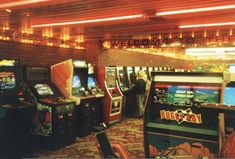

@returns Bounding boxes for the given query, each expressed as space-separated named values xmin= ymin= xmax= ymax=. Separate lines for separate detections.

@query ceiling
xmin=1 ymin=0 xmax=235 ymax=42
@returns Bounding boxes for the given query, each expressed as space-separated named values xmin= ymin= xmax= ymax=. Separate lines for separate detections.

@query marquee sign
xmin=160 ymin=108 xmax=202 ymax=124
xmin=101 ymin=37 xmax=197 ymax=49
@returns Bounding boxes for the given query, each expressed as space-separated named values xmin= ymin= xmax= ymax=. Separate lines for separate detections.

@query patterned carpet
xmin=31 ymin=118 xmax=145 ymax=158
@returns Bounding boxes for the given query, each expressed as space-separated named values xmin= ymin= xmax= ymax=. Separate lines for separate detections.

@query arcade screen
xmin=73 ymin=60 xmax=87 ymax=68
xmin=118 ymin=70 xmax=126 ymax=87
xmin=167 ymin=86 xmax=193 ymax=106
xmin=0 ymin=72 xmax=16 ymax=90
xmin=34 ymin=84 xmax=54 ymax=96
xmin=87 ymin=76 xmax=96 ymax=89
xmin=154 ymin=84 xmax=219 ymax=106
xmin=224 ymin=87 xmax=235 ymax=106
xmin=106 ymin=67 xmax=116 ymax=88
xmin=0 ymin=60 xmax=16 ymax=66
xmin=72 ymin=75 xmax=82 ymax=94
xmin=88 ymin=63 xmax=94 ymax=74
xmin=127 ymin=67 xmax=135 ymax=85
xmin=193 ymin=87 xmax=219 ymax=104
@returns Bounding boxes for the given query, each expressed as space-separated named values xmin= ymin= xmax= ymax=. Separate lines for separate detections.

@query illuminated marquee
xmin=160 ymin=108 xmax=202 ymax=124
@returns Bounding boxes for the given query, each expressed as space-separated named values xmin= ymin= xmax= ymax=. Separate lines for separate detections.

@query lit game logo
xmin=160 ymin=108 xmax=202 ymax=124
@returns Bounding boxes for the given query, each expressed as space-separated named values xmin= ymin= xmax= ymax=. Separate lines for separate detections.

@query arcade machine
xmin=116 ymin=66 xmax=130 ymax=117
xmin=117 ymin=66 xmax=129 ymax=92
xmin=97 ymin=66 xmax=123 ymax=125
xmin=212 ymin=72 xmax=235 ymax=145
xmin=144 ymin=72 xmax=226 ymax=158
xmin=0 ymin=59 xmax=35 ymax=158
xmin=24 ymin=66 xmax=76 ymax=149
xmin=125 ymin=66 xmax=136 ymax=88
xmin=51 ymin=59 xmax=104 ymax=137
xmin=87 ymin=63 xmax=104 ymax=130
xmin=123 ymin=66 xmax=139 ymax=117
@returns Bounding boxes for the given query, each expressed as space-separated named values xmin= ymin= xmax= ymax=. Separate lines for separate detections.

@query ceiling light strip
xmin=179 ymin=22 xmax=235 ymax=28
xmin=32 ymin=14 xmax=143 ymax=28
xmin=185 ymin=47 xmax=235 ymax=56
xmin=0 ymin=0 xmax=49 ymax=9
xmin=156 ymin=4 xmax=235 ymax=16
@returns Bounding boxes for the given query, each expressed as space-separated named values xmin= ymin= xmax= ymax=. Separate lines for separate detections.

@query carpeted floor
xmin=31 ymin=118 xmax=145 ymax=158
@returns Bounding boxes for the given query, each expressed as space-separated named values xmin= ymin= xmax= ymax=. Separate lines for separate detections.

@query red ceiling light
xmin=179 ymin=22 xmax=235 ymax=28
xmin=156 ymin=4 xmax=235 ymax=16
xmin=0 ymin=0 xmax=49 ymax=9
xmin=32 ymin=14 xmax=144 ymax=28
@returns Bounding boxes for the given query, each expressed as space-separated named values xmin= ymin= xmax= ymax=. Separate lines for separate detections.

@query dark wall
xmin=0 ymin=41 xmax=85 ymax=66
xmin=98 ymin=49 xmax=190 ymax=68
xmin=0 ymin=40 xmax=191 ymax=68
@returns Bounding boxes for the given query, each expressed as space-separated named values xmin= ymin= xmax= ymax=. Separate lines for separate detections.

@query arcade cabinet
xmin=97 ymin=66 xmax=123 ymax=125
xmin=125 ymin=66 xmax=136 ymax=88
xmin=124 ymin=66 xmax=140 ymax=117
xmin=51 ymin=59 xmax=104 ymax=137
xmin=219 ymin=72 xmax=235 ymax=140
xmin=24 ymin=66 xmax=76 ymax=149
xmin=144 ymin=72 xmax=225 ymax=158
xmin=0 ymin=59 xmax=35 ymax=158
xmin=87 ymin=63 xmax=104 ymax=131
xmin=117 ymin=66 xmax=129 ymax=92
xmin=116 ymin=66 xmax=130 ymax=117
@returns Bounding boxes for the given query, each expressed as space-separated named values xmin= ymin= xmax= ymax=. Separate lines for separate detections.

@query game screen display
xmin=73 ymin=60 xmax=87 ymax=68
xmin=127 ymin=67 xmax=135 ymax=85
xmin=0 ymin=59 xmax=16 ymax=66
xmin=88 ymin=63 xmax=94 ymax=74
xmin=72 ymin=75 xmax=82 ymax=94
xmin=223 ymin=87 xmax=235 ymax=106
xmin=34 ymin=84 xmax=54 ymax=96
xmin=118 ymin=70 xmax=125 ymax=87
xmin=154 ymin=84 xmax=220 ymax=106
xmin=106 ymin=67 xmax=116 ymax=88
xmin=193 ymin=87 xmax=219 ymax=104
xmin=228 ymin=64 xmax=235 ymax=72
xmin=167 ymin=86 xmax=193 ymax=106
xmin=87 ymin=76 xmax=96 ymax=89
xmin=0 ymin=72 xmax=16 ymax=90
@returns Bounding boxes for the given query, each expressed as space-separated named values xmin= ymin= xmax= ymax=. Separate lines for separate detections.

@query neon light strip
xmin=0 ymin=0 xmax=49 ymax=8
xmin=156 ymin=4 xmax=235 ymax=16
xmin=179 ymin=22 xmax=235 ymax=28
xmin=185 ymin=47 xmax=235 ymax=56
xmin=32 ymin=14 xmax=144 ymax=28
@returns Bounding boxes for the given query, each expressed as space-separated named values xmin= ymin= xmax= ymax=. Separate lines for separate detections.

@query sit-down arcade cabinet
xmin=51 ymin=59 xmax=104 ymax=137
xmin=24 ymin=67 xmax=75 ymax=149
xmin=97 ymin=66 xmax=123 ymax=125
xmin=144 ymin=72 xmax=226 ymax=158
xmin=0 ymin=59 xmax=35 ymax=158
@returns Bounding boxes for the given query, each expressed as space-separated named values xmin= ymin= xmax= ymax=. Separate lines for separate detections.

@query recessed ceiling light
xmin=5 ymin=9 xmax=11 ymax=13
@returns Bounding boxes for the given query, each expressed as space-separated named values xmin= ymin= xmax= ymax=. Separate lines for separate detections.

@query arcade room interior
xmin=0 ymin=0 xmax=235 ymax=158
